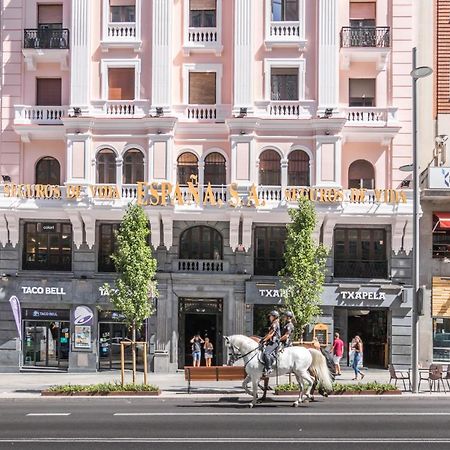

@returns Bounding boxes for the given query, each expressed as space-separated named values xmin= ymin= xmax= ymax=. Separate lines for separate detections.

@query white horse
xmin=225 ymin=334 xmax=333 ymax=407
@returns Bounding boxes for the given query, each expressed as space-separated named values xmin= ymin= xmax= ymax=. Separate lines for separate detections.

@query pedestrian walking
xmin=331 ymin=332 xmax=344 ymax=376
xmin=351 ymin=335 xmax=365 ymax=380
xmin=204 ymin=337 xmax=214 ymax=367
xmin=190 ymin=333 xmax=204 ymax=367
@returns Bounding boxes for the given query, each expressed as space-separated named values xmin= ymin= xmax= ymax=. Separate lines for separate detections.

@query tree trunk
xmin=132 ymin=322 xmax=136 ymax=385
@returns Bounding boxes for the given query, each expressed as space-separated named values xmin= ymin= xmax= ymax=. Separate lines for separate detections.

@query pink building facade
xmin=0 ymin=0 xmax=415 ymax=372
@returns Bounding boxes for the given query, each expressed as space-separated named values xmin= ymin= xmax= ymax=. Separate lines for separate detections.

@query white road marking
xmin=113 ymin=412 xmax=450 ymax=416
xmin=26 ymin=413 xmax=71 ymax=417
xmin=1 ymin=438 xmax=450 ymax=443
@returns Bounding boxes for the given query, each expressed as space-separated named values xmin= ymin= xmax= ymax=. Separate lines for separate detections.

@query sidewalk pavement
xmin=0 ymin=367 xmax=397 ymax=398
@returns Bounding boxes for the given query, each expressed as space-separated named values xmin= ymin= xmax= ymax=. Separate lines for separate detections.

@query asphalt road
xmin=0 ymin=396 xmax=449 ymax=449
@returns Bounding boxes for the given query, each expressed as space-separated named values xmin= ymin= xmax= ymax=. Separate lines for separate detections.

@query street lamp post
xmin=410 ymin=47 xmax=433 ymax=394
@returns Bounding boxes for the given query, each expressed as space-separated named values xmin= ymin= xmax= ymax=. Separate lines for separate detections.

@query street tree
xmin=279 ymin=196 xmax=328 ymax=340
xmin=103 ymin=203 xmax=157 ymax=384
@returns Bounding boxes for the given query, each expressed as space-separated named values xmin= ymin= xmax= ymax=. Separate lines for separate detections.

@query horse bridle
xmin=226 ymin=341 xmax=261 ymax=367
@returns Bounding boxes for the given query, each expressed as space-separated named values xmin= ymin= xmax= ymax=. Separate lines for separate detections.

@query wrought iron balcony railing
xmin=340 ymin=27 xmax=390 ymax=48
xmin=24 ymin=28 xmax=70 ymax=49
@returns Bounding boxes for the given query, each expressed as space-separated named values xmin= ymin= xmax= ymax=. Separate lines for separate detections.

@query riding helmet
xmin=268 ymin=310 xmax=279 ymax=318
xmin=283 ymin=311 xmax=294 ymax=318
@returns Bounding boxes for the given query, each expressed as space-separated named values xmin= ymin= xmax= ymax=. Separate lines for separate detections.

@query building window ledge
xmin=265 ymin=21 xmax=307 ymax=51
xmin=22 ymin=48 xmax=69 ymax=71
xmin=183 ymin=27 xmax=223 ymax=56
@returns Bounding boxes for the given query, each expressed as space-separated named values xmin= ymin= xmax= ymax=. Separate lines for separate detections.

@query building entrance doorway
xmin=347 ymin=309 xmax=388 ymax=368
xmin=23 ymin=321 xmax=70 ymax=369
xmin=178 ymin=298 xmax=223 ymax=368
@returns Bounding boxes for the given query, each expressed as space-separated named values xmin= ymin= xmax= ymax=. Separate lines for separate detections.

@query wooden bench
xmin=184 ymin=366 xmax=246 ymax=393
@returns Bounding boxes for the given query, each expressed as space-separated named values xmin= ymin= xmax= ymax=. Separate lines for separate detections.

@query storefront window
xmin=98 ymin=223 xmax=120 ymax=272
xmin=334 ymin=228 xmax=388 ymax=279
xmin=254 ymin=226 xmax=287 ymax=275
xmin=23 ymin=222 xmax=72 ymax=271
xmin=179 ymin=226 xmax=223 ymax=260
xmin=433 ymin=213 xmax=450 ymax=258
xmin=433 ymin=318 xmax=450 ymax=362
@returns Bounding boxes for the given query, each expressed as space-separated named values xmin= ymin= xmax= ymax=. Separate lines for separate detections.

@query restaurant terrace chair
xmin=388 ymin=364 xmax=411 ymax=391
xmin=428 ymin=364 xmax=447 ymax=393
xmin=443 ymin=366 xmax=450 ymax=390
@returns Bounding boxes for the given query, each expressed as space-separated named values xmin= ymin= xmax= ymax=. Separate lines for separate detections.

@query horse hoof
xmin=309 ymin=396 xmax=315 ymax=402
xmin=292 ymin=402 xmax=299 ymax=408
xmin=248 ymin=403 xmax=254 ymax=408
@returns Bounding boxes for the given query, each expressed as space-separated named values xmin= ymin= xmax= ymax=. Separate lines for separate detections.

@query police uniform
xmin=262 ymin=317 xmax=280 ymax=374
xmin=281 ymin=321 xmax=295 ymax=347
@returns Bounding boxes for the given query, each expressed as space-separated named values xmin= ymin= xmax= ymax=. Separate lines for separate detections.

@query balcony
xmin=340 ymin=27 xmax=390 ymax=70
xmin=175 ymin=105 xmax=229 ymax=122
xmin=90 ymin=100 xmax=150 ymax=117
xmin=22 ymin=28 xmax=69 ymax=70
xmin=183 ymin=27 xmax=223 ymax=56
xmin=265 ymin=21 xmax=306 ymax=50
xmin=101 ymin=22 xmax=141 ymax=51
xmin=263 ymin=100 xmax=315 ymax=119
xmin=343 ymin=107 xmax=398 ymax=127
xmin=173 ymin=259 xmax=230 ymax=273
xmin=334 ymin=260 xmax=388 ymax=279
xmin=14 ymin=105 xmax=68 ymax=142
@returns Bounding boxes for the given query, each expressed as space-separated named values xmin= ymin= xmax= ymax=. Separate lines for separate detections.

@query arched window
xmin=348 ymin=159 xmax=375 ymax=189
xmin=288 ymin=150 xmax=310 ymax=186
xmin=180 ymin=226 xmax=223 ymax=260
xmin=177 ymin=152 xmax=198 ymax=185
xmin=35 ymin=156 xmax=60 ymax=185
xmin=204 ymin=152 xmax=226 ymax=185
xmin=123 ymin=149 xmax=144 ymax=184
xmin=259 ymin=150 xmax=281 ymax=186
xmin=96 ymin=149 xmax=116 ymax=184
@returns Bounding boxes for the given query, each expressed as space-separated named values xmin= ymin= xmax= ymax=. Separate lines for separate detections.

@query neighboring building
xmin=418 ymin=0 xmax=450 ymax=367
xmin=0 ymin=0 xmax=415 ymax=373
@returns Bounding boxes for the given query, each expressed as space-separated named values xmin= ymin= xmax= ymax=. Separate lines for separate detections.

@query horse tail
xmin=308 ymin=348 xmax=333 ymax=393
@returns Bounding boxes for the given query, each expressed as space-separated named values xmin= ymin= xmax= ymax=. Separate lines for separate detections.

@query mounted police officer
xmin=260 ymin=310 xmax=280 ymax=376
xmin=280 ymin=311 xmax=295 ymax=347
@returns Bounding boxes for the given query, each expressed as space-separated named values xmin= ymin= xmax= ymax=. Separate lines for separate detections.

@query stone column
xmin=151 ymin=0 xmax=172 ymax=113
xmin=70 ymin=0 xmax=91 ymax=112
xmin=317 ymin=0 xmax=339 ymax=114
xmin=233 ymin=0 xmax=253 ymax=113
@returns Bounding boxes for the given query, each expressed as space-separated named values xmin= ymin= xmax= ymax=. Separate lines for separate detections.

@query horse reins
xmin=227 ymin=342 xmax=261 ymax=368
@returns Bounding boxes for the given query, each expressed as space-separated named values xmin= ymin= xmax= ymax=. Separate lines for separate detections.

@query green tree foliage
xmin=279 ymin=197 xmax=328 ymax=339
xmin=103 ymin=203 xmax=157 ymax=382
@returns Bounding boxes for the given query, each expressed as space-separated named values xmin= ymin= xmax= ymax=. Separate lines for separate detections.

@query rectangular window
xmin=349 ymin=2 xmax=376 ymax=22
xmin=38 ymin=4 xmax=63 ymax=27
xmin=271 ymin=68 xmax=298 ymax=101
xmin=254 ymin=226 xmax=287 ymax=276
xmin=272 ymin=0 xmax=298 ymax=21
xmin=108 ymin=68 xmax=135 ymax=100
xmin=189 ymin=0 xmax=217 ymax=27
xmin=334 ymin=228 xmax=388 ymax=279
xmin=349 ymin=78 xmax=376 ymax=107
xmin=98 ymin=223 xmax=120 ymax=272
xmin=189 ymin=72 xmax=216 ymax=104
xmin=433 ymin=213 xmax=450 ymax=258
xmin=433 ymin=318 xmax=450 ymax=362
xmin=110 ymin=4 xmax=135 ymax=22
xmin=23 ymin=222 xmax=72 ymax=271
xmin=36 ymin=78 xmax=62 ymax=106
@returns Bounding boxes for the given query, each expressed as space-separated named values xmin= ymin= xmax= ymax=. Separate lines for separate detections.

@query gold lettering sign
xmin=3 ymin=183 xmax=408 ymax=206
